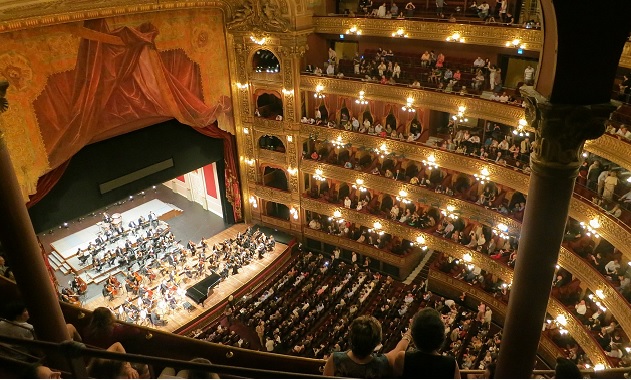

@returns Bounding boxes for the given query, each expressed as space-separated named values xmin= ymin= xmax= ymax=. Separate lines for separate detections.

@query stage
xmin=79 ymin=223 xmax=290 ymax=333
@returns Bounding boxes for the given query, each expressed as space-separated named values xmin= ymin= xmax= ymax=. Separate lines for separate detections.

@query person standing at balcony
xmin=421 ymin=51 xmax=431 ymax=68
xmin=489 ymin=65 xmax=497 ymax=91
xmin=474 ymin=57 xmax=485 ymax=69
xmin=393 ymin=63 xmax=401 ymax=79
xmin=587 ymin=160 xmax=602 ymax=192
xmin=524 ymin=65 xmax=535 ymax=85
xmin=597 ymin=165 xmax=610 ymax=196
xmin=378 ymin=2 xmax=387 ymax=17
xmin=405 ymin=1 xmax=415 ymax=17
xmin=391 ymin=2 xmax=399 ymax=16
xmin=603 ymin=171 xmax=619 ymax=201
xmin=436 ymin=0 xmax=445 ymax=18
xmin=328 ymin=48 xmax=337 ymax=67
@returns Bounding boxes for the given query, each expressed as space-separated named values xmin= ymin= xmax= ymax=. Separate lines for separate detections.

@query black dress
xmin=402 ymin=350 xmax=457 ymax=378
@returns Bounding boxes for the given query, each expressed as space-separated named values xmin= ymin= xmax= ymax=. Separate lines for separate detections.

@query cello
xmin=76 ymin=275 xmax=88 ymax=295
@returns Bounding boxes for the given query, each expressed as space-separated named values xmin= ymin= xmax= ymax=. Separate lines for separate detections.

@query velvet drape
xmin=32 ymin=19 xmax=241 ymax=220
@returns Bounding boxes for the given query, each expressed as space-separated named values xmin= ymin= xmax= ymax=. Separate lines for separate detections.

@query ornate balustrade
xmin=585 ymin=133 xmax=631 ymax=173
xmin=260 ymin=215 xmax=292 ymax=230
xmin=252 ymin=184 xmax=293 ymax=205
xmin=252 ymin=118 xmax=288 ymax=135
xmin=257 ymin=148 xmax=287 ymax=165
xmin=300 ymin=196 xmax=514 ymax=282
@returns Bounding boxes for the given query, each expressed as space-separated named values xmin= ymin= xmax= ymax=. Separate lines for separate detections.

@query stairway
xmin=48 ymin=250 xmax=71 ymax=275
xmin=403 ymin=249 xmax=437 ymax=285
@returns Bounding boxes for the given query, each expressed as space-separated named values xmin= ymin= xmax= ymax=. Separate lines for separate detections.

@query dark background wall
xmin=29 ymin=120 xmax=230 ymax=232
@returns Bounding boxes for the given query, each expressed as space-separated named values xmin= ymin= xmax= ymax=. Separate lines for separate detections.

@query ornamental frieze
xmin=253 ymin=183 xmax=292 ymax=204
xmin=584 ymin=133 xmax=631 ymax=173
xmin=257 ymin=147 xmax=287 ymax=166
xmin=300 ymin=75 xmax=526 ymax=128
xmin=252 ymin=118 xmax=286 ymax=134
xmin=261 ymin=215 xmax=291 ymax=230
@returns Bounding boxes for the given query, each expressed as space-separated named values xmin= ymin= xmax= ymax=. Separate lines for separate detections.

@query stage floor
xmin=80 ymin=224 xmax=290 ymax=333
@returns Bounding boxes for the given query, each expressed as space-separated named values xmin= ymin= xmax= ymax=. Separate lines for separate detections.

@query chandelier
xmin=493 ymin=223 xmax=509 ymax=239
xmin=368 ymin=221 xmax=385 ymax=235
xmin=410 ymin=235 xmax=428 ymax=251
xmin=401 ymin=97 xmax=416 ymax=113
xmin=250 ymin=35 xmax=268 ymax=45
xmin=313 ymin=169 xmax=326 ymax=182
xmin=446 ymin=32 xmax=465 ymax=43
xmin=441 ymin=205 xmax=459 ymax=220
xmin=512 ymin=118 xmax=529 ymax=137
xmin=346 ymin=25 xmax=362 ymax=35
xmin=356 ymin=90 xmax=368 ymax=105
xmin=314 ymin=84 xmax=325 ymax=99
xmin=474 ymin=168 xmax=490 ymax=184
xmin=328 ymin=210 xmax=345 ymax=224
xmin=391 ymin=28 xmax=409 ymax=38
xmin=352 ymin=179 xmax=367 ymax=192
xmin=422 ymin=154 xmax=439 ymax=170
xmin=248 ymin=196 xmax=258 ymax=209
xmin=396 ymin=190 xmax=412 ymax=204
xmin=580 ymin=218 xmax=600 ymax=238
xmin=505 ymin=38 xmax=526 ymax=49
xmin=331 ymin=136 xmax=346 ymax=148
xmin=289 ymin=207 xmax=299 ymax=220
xmin=452 ymin=106 xmax=468 ymax=123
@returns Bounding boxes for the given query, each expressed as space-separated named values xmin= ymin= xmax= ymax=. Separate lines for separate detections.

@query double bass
xmin=108 ymin=274 xmax=121 ymax=289
xmin=75 ymin=276 xmax=88 ymax=295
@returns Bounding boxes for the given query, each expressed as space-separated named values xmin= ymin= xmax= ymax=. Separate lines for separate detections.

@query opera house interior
xmin=1 ymin=0 xmax=631 ymax=378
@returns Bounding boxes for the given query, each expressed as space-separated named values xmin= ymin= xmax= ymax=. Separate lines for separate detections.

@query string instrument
xmin=76 ymin=276 xmax=88 ymax=294
xmin=147 ymin=269 xmax=157 ymax=282
xmin=109 ymin=275 xmax=121 ymax=288
xmin=106 ymin=284 xmax=119 ymax=296
xmin=133 ymin=271 xmax=143 ymax=284
xmin=126 ymin=278 xmax=139 ymax=293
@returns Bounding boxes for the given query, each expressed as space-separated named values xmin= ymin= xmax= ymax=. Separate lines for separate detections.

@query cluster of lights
xmin=314 ymin=84 xmax=325 ymax=99
xmin=392 ymin=28 xmax=409 ymax=38
xmin=452 ymin=106 xmax=468 ymax=123
xmin=493 ymin=223 xmax=509 ymax=239
xmin=352 ymin=179 xmax=367 ymax=192
xmin=401 ymin=97 xmax=416 ymax=113
xmin=513 ymin=118 xmax=529 ymax=137
xmin=313 ymin=168 xmax=326 ymax=182
xmin=281 ymin=88 xmax=294 ymax=96
xmin=500 ymin=281 xmax=512 ymax=289
xmin=250 ymin=35 xmax=267 ymax=45
xmin=245 ymin=158 xmax=255 ymax=166
xmin=287 ymin=167 xmax=297 ymax=175
xmin=249 ymin=195 xmax=258 ymax=209
xmin=580 ymin=218 xmax=600 ymax=238
xmin=368 ymin=221 xmax=385 ymax=236
xmin=588 ymin=289 xmax=607 ymax=312
xmin=328 ymin=210 xmax=345 ymax=224
xmin=441 ymin=205 xmax=459 ymax=220
xmin=236 ymin=82 xmax=249 ymax=89
xmin=474 ymin=168 xmax=490 ymax=184
xmin=255 ymin=67 xmax=279 ymax=73
xmin=345 ymin=26 xmax=362 ymax=35
xmin=506 ymin=38 xmax=526 ymax=49
xmin=289 ymin=207 xmax=299 ymax=220
xmin=243 ymin=127 xmax=250 ymax=135
xmin=356 ymin=90 xmax=368 ymax=105
xmin=454 ymin=254 xmax=475 ymax=270
xmin=410 ymin=235 xmax=428 ymax=251
xmin=446 ymin=32 xmax=465 ymax=43
xmin=331 ymin=136 xmax=346 ymax=148
xmin=287 ymin=135 xmax=293 ymax=143
xmin=422 ymin=154 xmax=439 ymax=170
xmin=396 ymin=190 xmax=412 ymax=204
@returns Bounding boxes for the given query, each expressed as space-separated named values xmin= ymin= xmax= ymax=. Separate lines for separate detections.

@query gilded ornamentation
xmin=227 ymin=0 xmax=290 ymax=33
xmin=547 ymin=298 xmax=610 ymax=367
xmin=584 ymin=133 xmax=631 ymax=173
xmin=300 ymin=76 xmax=526 ymax=129
xmin=261 ymin=214 xmax=291 ymax=230
xmin=0 ymin=52 xmax=32 ymax=91
xmin=558 ymin=247 xmax=631 ymax=337
xmin=257 ymin=148 xmax=286 ymax=166
xmin=252 ymin=117 xmax=284 ymax=134
xmin=521 ymin=87 xmax=612 ymax=171
xmin=191 ymin=26 xmax=212 ymax=51
xmin=253 ymin=183 xmax=292 ymax=204
xmin=301 ymin=159 xmax=521 ymax=235
xmin=312 ymin=17 xmax=543 ymax=51
xmin=620 ymin=42 xmax=631 ymax=69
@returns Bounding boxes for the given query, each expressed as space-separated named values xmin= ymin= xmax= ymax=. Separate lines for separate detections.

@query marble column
xmin=495 ymin=88 xmax=613 ymax=378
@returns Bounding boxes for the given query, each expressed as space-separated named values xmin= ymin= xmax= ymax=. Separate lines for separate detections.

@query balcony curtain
xmin=32 ymin=18 xmax=242 ymax=221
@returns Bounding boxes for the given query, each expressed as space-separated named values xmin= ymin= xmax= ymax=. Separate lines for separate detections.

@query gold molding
xmin=261 ymin=214 xmax=292 ymax=230
xmin=547 ymin=297 xmax=610 ymax=368
xmin=620 ymin=42 xmax=631 ymax=69
xmin=304 ymin=227 xmax=419 ymax=268
xmin=301 ymin=75 xmax=526 ymax=128
xmin=257 ymin=148 xmax=287 ymax=166
xmin=301 ymin=159 xmax=521 ymax=235
xmin=252 ymin=117 xmax=287 ymax=134
xmin=584 ymin=134 xmax=631 ymax=173
xmin=252 ymin=183 xmax=292 ymax=205
xmin=312 ymin=16 xmax=543 ymax=51
xmin=299 ymin=123 xmax=531 ymax=194
xmin=300 ymin=196 xmax=513 ymax=282
xmin=558 ymin=247 xmax=631 ymax=337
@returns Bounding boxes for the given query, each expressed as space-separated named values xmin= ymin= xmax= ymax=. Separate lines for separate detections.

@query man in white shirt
xmin=474 ymin=57 xmax=485 ymax=68
xmin=575 ymin=300 xmax=587 ymax=318
xmin=344 ymin=196 xmax=351 ymax=208
xmin=393 ymin=63 xmax=401 ymax=78
xmin=377 ymin=3 xmax=387 ymax=17
xmin=326 ymin=64 xmax=335 ymax=76
xmin=605 ymin=259 xmax=621 ymax=276
xmin=524 ymin=65 xmax=535 ymax=85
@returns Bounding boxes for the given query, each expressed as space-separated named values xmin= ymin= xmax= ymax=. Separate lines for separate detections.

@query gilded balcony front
xmin=252 ymin=184 xmax=293 ymax=205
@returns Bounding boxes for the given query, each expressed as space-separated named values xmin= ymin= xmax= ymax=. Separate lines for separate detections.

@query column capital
xmin=521 ymin=87 xmax=615 ymax=176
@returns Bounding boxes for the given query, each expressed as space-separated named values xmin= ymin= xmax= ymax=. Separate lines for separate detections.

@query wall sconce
xmin=250 ymin=35 xmax=267 ymax=45
xmin=463 ymin=253 xmax=472 ymax=262
xmin=236 ymin=82 xmax=249 ymax=89
xmin=513 ymin=118 xmax=528 ymax=137
xmin=346 ymin=25 xmax=362 ymax=35
xmin=245 ymin=158 xmax=255 ymax=166
xmin=282 ymin=88 xmax=294 ymax=95
xmin=474 ymin=168 xmax=490 ymax=184
xmin=249 ymin=196 xmax=258 ymax=208
xmin=243 ymin=127 xmax=250 ymax=135
xmin=287 ymin=135 xmax=293 ymax=142
xmin=396 ymin=190 xmax=411 ymax=204
xmin=289 ymin=207 xmax=299 ymax=220
xmin=287 ymin=167 xmax=297 ymax=175
xmin=368 ymin=221 xmax=385 ymax=235
xmin=410 ymin=235 xmax=428 ymax=250
xmin=593 ymin=364 xmax=605 ymax=371
xmin=352 ymin=179 xmax=367 ymax=192
xmin=401 ymin=97 xmax=415 ymax=112
xmin=446 ymin=32 xmax=465 ymax=43
xmin=356 ymin=90 xmax=368 ymax=105
xmin=422 ymin=154 xmax=439 ymax=170
xmin=505 ymin=38 xmax=526 ymax=49
xmin=555 ymin=314 xmax=567 ymax=326
xmin=580 ymin=218 xmax=600 ymax=237
xmin=392 ymin=28 xmax=409 ymax=38
xmin=452 ymin=105 xmax=468 ymax=123
xmin=313 ymin=168 xmax=326 ymax=182
xmin=314 ymin=84 xmax=325 ymax=98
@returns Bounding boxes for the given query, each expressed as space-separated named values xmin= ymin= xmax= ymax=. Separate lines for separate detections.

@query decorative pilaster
xmin=495 ymin=88 xmax=614 ymax=378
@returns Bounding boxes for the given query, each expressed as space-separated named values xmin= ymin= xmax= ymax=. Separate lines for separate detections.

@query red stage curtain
xmin=32 ymin=19 xmax=241 ymax=221
xmin=26 ymin=160 xmax=71 ymax=208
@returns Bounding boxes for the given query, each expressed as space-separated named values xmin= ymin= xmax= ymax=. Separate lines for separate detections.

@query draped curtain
xmin=31 ymin=19 xmax=241 ymax=220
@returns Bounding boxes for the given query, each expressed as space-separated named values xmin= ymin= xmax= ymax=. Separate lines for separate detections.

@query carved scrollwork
xmin=227 ymin=0 xmax=290 ymax=33
xmin=257 ymin=148 xmax=286 ymax=166
xmin=253 ymin=183 xmax=292 ymax=204
xmin=584 ymin=133 xmax=631 ymax=173
xmin=300 ymin=76 xmax=526 ymax=127
xmin=547 ymin=298 xmax=610 ymax=367
xmin=261 ymin=215 xmax=291 ymax=229
xmin=252 ymin=118 xmax=285 ymax=134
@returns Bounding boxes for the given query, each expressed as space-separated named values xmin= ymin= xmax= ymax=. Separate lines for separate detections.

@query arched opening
xmin=362 ymin=109 xmax=374 ymax=126
xmin=255 ymin=93 xmax=283 ymax=119
xmin=339 ymin=106 xmax=350 ymax=125
xmin=410 ymin=116 xmax=422 ymax=136
xmin=318 ymin=104 xmax=329 ymax=122
xmin=264 ymin=201 xmax=290 ymax=220
xmin=258 ymin=135 xmax=286 ymax=152
xmin=385 ymin=112 xmax=397 ymax=132
xmin=262 ymin=166 xmax=289 ymax=191
xmin=252 ymin=49 xmax=280 ymax=73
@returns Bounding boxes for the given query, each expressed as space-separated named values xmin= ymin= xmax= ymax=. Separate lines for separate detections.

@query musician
xmin=102 ymin=284 xmax=115 ymax=301
xmin=102 ymin=212 xmax=112 ymax=223
xmin=95 ymin=234 xmax=104 ymax=246
xmin=60 ymin=288 xmax=81 ymax=305
xmin=107 ymin=274 xmax=121 ymax=290
xmin=138 ymin=215 xmax=146 ymax=226
xmin=187 ymin=240 xmax=197 ymax=255
xmin=148 ymin=211 xmax=157 ymax=226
